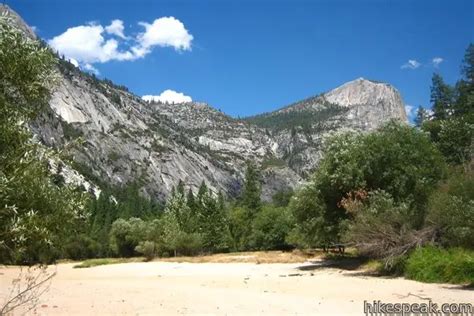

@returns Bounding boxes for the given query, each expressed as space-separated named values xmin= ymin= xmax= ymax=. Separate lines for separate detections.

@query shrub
xmin=286 ymin=185 xmax=334 ymax=248
xmin=426 ymin=170 xmax=474 ymax=248
xmin=344 ymin=190 xmax=436 ymax=268
xmin=249 ymin=205 xmax=294 ymax=250
xmin=405 ymin=246 xmax=474 ymax=285
xmin=109 ymin=218 xmax=147 ymax=257
xmin=63 ymin=234 xmax=100 ymax=260
xmin=135 ymin=241 xmax=157 ymax=261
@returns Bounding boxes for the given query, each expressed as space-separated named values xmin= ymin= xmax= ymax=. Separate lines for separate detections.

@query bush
xmin=405 ymin=246 xmax=474 ymax=285
xmin=135 ymin=241 xmax=157 ymax=261
xmin=436 ymin=116 xmax=473 ymax=165
xmin=109 ymin=218 xmax=147 ymax=257
xmin=249 ymin=206 xmax=294 ymax=250
xmin=344 ymin=190 xmax=436 ymax=268
xmin=63 ymin=234 xmax=100 ymax=260
xmin=426 ymin=170 xmax=474 ymax=248
xmin=286 ymin=185 xmax=334 ymax=248
xmin=228 ymin=206 xmax=251 ymax=251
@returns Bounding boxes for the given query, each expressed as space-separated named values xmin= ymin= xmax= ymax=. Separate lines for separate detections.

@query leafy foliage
xmin=0 ymin=16 xmax=87 ymax=264
xmin=426 ymin=169 xmax=474 ymax=248
xmin=405 ymin=246 xmax=474 ymax=285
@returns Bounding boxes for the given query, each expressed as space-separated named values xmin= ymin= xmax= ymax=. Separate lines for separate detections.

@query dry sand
xmin=0 ymin=259 xmax=471 ymax=315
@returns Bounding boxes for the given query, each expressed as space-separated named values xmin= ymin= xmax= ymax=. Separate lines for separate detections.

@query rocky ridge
xmin=3 ymin=5 xmax=408 ymax=201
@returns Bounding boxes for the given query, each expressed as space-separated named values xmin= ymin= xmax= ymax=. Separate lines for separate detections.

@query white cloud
xmin=401 ymin=59 xmax=421 ymax=70
xmin=68 ymin=58 xmax=79 ymax=68
xmin=137 ymin=17 xmax=193 ymax=53
xmin=142 ymin=89 xmax=192 ymax=104
xmin=48 ymin=16 xmax=193 ymax=69
xmin=48 ymin=24 xmax=134 ymax=64
xmin=432 ymin=57 xmax=443 ymax=67
xmin=105 ymin=19 xmax=126 ymax=39
xmin=31 ymin=25 xmax=38 ymax=33
xmin=83 ymin=63 xmax=100 ymax=75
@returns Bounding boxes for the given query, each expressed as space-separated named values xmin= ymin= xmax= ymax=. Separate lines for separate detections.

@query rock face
xmin=3 ymin=5 xmax=408 ymax=201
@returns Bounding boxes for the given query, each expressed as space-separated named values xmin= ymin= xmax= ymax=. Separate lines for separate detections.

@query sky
xmin=8 ymin=0 xmax=474 ymax=118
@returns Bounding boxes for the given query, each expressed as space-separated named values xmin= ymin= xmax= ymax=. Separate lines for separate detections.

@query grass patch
xmin=73 ymin=257 xmax=144 ymax=268
xmin=405 ymin=246 xmax=474 ymax=285
xmin=156 ymin=250 xmax=322 ymax=264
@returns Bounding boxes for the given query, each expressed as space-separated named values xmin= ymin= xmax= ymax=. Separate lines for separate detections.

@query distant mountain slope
xmin=3 ymin=4 xmax=407 ymax=201
xmin=244 ymin=78 xmax=407 ymax=175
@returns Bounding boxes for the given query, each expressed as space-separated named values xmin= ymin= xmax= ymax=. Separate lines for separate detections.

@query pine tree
xmin=197 ymin=181 xmax=208 ymax=205
xmin=454 ymin=43 xmax=474 ymax=116
xmin=176 ymin=180 xmax=185 ymax=196
xmin=431 ymin=73 xmax=454 ymax=120
xmin=187 ymin=188 xmax=197 ymax=211
xmin=414 ymin=106 xmax=430 ymax=127
xmin=461 ymin=43 xmax=474 ymax=83
xmin=241 ymin=161 xmax=262 ymax=213
xmin=165 ymin=184 xmax=190 ymax=231
xmin=198 ymin=189 xmax=229 ymax=252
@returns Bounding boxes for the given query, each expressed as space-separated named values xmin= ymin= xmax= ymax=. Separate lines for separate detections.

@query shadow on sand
xmin=295 ymin=256 xmax=393 ymax=278
xmin=297 ymin=257 xmax=367 ymax=271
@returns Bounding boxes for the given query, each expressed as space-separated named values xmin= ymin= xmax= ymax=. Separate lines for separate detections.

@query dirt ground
xmin=0 ymin=257 xmax=472 ymax=315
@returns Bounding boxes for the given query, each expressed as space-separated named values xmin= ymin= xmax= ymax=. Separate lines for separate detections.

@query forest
xmin=1 ymin=15 xmax=473 ymax=286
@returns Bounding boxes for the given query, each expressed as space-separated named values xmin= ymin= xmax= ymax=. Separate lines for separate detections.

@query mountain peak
xmin=324 ymin=77 xmax=405 ymax=117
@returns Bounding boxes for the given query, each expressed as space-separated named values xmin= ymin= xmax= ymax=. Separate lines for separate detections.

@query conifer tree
xmin=431 ymin=73 xmax=454 ymax=120
xmin=415 ymin=106 xmax=430 ymax=127
xmin=241 ymin=161 xmax=262 ymax=213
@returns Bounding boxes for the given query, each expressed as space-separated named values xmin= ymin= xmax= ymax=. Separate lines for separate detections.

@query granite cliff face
xmin=3 ymin=5 xmax=408 ymax=201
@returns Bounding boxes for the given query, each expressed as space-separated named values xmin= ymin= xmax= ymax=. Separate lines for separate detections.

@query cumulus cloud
xmin=432 ymin=57 xmax=444 ymax=67
xmin=137 ymin=17 xmax=193 ymax=53
xmin=401 ymin=59 xmax=421 ymax=70
xmin=105 ymin=19 xmax=126 ymax=39
xmin=48 ymin=17 xmax=193 ymax=70
xmin=48 ymin=24 xmax=134 ymax=64
xmin=142 ymin=90 xmax=192 ymax=104
xmin=83 ymin=63 xmax=100 ymax=75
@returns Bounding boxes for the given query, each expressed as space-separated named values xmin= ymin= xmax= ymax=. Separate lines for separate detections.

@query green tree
xmin=249 ymin=205 xmax=293 ymax=250
xmin=272 ymin=188 xmax=294 ymax=207
xmin=430 ymin=73 xmax=454 ymax=120
xmin=291 ymin=122 xmax=446 ymax=246
xmin=240 ymin=161 xmax=262 ymax=212
xmin=414 ymin=106 xmax=430 ymax=127
xmin=165 ymin=188 xmax=190 ymax=230
xmin=0 ymin=16 xmax=87 ymax=264
xmin=109 ymin=218 xmax=147 ymax=257
xmin=197 ymin=188 xmax=230 ymax=252
xmin=426 ymin=169 xmax=474 ymax=248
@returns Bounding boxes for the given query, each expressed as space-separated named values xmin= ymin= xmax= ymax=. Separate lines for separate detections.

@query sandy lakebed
xmin=0 ymin=258 xmax=472 ymax=315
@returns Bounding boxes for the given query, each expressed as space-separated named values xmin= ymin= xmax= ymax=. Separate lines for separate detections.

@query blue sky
xmin=9 ymin=0 xmax=474 ymax=118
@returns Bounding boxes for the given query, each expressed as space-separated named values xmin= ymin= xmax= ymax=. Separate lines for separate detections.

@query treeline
xmin=63 ymin=163 xmax=294 ymax=261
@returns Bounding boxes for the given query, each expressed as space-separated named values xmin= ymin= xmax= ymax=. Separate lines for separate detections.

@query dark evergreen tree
xmin=187 ymin=188 xmax=197 ymax=211
xmin=415 ymin=106 xmax=430 ymax=127
xmin=454 ymin=43 xmax=474 ymax=116
xmin=431 ymin=73 xmax=454 ymax=120
xmin=198 ymin=189 xmax=229 ymax=252
xmin=197 ymin=181 xmax=208 ymax=205
xmin=240 ymin=161 xmax=262 ymax=213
